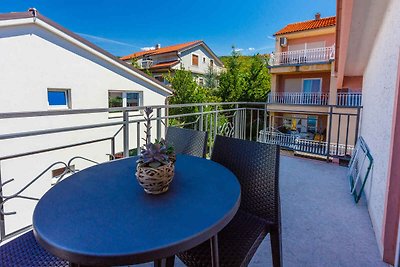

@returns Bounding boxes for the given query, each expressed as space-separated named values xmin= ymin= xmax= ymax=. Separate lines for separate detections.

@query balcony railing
xmin=269 ymin=45 xmax=335 ymax=66
xmin=337 ymin=92 xmax=362 ymax=107
xmin=0 ymin=102 xmax=361 ymax=242
xmin=267 ymin=92 xmax=329 ymax=105
xmin=260 ymin=131 xmax=355 ymax=157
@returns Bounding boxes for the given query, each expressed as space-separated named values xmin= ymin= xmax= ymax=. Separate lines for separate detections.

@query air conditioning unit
xmin=280 ymin=37 xmax=288 ymax=47
xmin=141 ymin=59 xmax=153 ymax=69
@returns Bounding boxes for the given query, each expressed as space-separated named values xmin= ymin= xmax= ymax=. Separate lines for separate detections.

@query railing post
xmin=234 ymin=104 xmax=239 ymax=138
xmin=354 ymin=107 xmax=361 ymax=142
xmin=326 ymin=106 xmax=333 ymax=161
xmin=263 ymin=104 xmax=267 ymax=142
xmin=110 ymin=138 xmax=115 ymax=158
xmin=214 ymin=105 xmax=218 ymax=140
xmin=123 ymin=110 xmax=129 ymax=158
xmin=199 ymin=105 xmax=204 ymax=131
xmin=136 ymin=122 xmax=141 ymax=156
xmin=156 ymin=108 xmax=161 ymax=140
xmin=0 ymin=161 xmax=5 ymax=242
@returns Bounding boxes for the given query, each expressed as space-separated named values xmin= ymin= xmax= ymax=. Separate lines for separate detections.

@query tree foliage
xmin=219 ymin=47 xmax=270 ymax=103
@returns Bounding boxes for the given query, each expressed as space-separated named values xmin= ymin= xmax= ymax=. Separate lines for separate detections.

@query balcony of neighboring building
xmin=269 ymin=22 xmax=336 ymax=74
xmin=269 ymin=45 xmax=335 ymax=67
xmin=268 ymin=74 xmax=331 ymax=107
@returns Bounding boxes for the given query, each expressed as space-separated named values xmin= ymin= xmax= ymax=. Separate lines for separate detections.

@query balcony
xmin=337 ymin=92 xmax=363 ymax=107
xmin=267 ymin=92 xmax=329 ymax=105
xmin=260 ymin=131 xmax=354 ymax=157
xmin=0 ymin=102 xmax=383 ymax=266
xmin=269 ymin=46 xmax=335 ymax=67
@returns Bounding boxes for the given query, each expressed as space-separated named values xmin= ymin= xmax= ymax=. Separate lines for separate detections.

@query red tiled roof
xmin=274 ymin=16 xmax=336 ymax=35
xmin=149 ymin=60 xmax=180 ymax=70
xmin=121 ymin=41 xmax=202 ymax=60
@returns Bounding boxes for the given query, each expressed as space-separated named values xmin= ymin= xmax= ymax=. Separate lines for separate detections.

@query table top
xmin=33 ymin=155 xmax=241 ymax=266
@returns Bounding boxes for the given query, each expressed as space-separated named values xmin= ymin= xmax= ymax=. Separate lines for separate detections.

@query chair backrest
xmin=165 ymin=127 xmax=208 ymax=158
xmin=211 ymin=135 xmax=280 ymax=225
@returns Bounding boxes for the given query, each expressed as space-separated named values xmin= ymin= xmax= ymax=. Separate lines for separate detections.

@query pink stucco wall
xmin=281 ymin=33 xmax=335 ymax=52
xmin=277 ymin=73 xmax=331 ymax=94
xmin=342 ymin=76 xmax=363 ymax=91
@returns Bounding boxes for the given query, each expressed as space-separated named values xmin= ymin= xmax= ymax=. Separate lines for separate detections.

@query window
xmin=210 ymin=59 xmax=214 ymax=68
xmin=203 ymin=57 xmax=206 ymax=63
xmin=108 ymin=91 xmax=142 ymax=108
xmin=198 ymin=78 xmax=204 ymax=86
xmin=154 ymin=76 xmax=165 ymax=83
xmin=302 ymin=79 xmax=321 ymax=93
xmin=307 ymin=116 xmax=318 ymax=133
xmin=192 ymin=54 xmax=199 ymax=66
xmin=47 ymin=89 xmax=70 ymax=108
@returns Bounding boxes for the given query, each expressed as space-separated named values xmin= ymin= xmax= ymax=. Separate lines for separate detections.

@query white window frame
xmin=198 ymin=77 xmax=204 ymax=86
xmin=108 ymin=90 xmax=143 ymax=108
xmin=47 ymin=88 xmax=71 ymax=110
xmin=301 ymin=78 xmax=322 ymax=93
xmin=191 ymin=53 xmax=199 ymax=66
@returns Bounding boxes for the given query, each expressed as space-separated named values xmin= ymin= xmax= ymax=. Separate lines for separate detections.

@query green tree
xmin=242 ymin=54 xmax=271 ymax=102
xmin=217 ymin=46 xmax=246 ymax=102
xmin=130 ymin=58 xmax=140 ymax=69
xmin=204 ymin=66 xmax=218 ymax=89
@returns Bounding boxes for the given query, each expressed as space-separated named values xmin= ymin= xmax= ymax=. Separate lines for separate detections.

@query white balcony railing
xmin=337 ymin=92 xmax=362 ymax=107
xmin=269 ymin=45 xmax=335 ymax=66
xmin=267 ymin=92 xmax=329 ymax=105
xmin=260 ymin=131 xmax=354 ymax=156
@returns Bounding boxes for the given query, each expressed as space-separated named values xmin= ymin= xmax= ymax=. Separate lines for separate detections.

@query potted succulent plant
xmin=136 ymin=107 xmax=175 ymax=194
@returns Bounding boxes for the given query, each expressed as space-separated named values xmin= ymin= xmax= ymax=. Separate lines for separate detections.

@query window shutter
xmin=192 ymin=54 xmax=199 ymax=66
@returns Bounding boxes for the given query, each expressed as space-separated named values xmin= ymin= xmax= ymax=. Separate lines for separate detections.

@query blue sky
xmin=0 ymin=0 xmax=336 ymax=56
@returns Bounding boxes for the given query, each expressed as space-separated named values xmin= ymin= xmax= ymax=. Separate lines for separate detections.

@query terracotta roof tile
xmin=274 ymin=16 xmax=336 ymax=35
xmin=121 ymin=41 xmax=202 ymax=61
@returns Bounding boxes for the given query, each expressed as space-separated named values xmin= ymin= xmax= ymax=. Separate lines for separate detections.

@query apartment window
xmin=47 ymin=89 xmax=70 ymax=109
xmin=154 ymin=75 xmax=165 ymax=83
xmin=203 ymin=57 xmax=206 ymax=63
xmin=108 ymin=91 xmax=142 ymax=108
xmin=192 ymin=54 xmax=199 ymax=66
xmin=210 ymin=59 xmax=214 ymax=68
xmin=198 ymin=78 xmax=204 ymax=86
xmin=307 ymin=116 xmax=318 ymax=133
xmin=302 ymin=79 xmax=321 ymax=93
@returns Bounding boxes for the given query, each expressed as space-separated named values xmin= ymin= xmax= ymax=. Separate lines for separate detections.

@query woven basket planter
xmin=136 ymin=161 xmax=175 ymax=194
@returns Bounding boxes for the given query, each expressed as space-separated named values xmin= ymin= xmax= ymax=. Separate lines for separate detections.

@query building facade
xmin=336 ymin=0 xmax=400 ymax=264
xmin=266 ymin=14 xmax=361 ymax=158
xmin=120 ymin=41 xmax=224 ymax=85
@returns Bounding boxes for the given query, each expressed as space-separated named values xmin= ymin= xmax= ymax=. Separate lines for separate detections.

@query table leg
xmin=210 ymin=235 xmax=219 ymax=267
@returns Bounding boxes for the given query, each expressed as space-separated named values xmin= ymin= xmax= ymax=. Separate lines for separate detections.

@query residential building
xmin=0 ymin=9 xmax=171 ymax=236
xmin=120 ymin=41 xmax=224 ymax=85
xmin=267 ymin=14 xmax=360 ymax=157
xmin=336 ymin=0 xmax=400 ymax=264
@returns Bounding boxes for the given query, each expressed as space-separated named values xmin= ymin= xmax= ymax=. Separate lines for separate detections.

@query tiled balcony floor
xmin=138 ymin=155 xmax=387 ymax=267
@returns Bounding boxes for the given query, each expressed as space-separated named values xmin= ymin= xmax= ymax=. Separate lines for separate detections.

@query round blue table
xmin=33 ymin=155 xmax=241 ymax=266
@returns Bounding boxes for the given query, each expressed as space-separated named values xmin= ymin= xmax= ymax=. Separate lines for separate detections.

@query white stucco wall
xmin=175 ymin=45 xmax=224 ymax=75
xmin=360 ymin=0 xmax=400 ymax=254
xmin=0 ymin=21 xmax=169 ymax=236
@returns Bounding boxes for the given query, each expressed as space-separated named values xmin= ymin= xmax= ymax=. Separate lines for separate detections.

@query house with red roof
xmin=265 ymin=13 xmax=361 ymax=154
xmin=121 ymin=41 xmax=224 ymax=85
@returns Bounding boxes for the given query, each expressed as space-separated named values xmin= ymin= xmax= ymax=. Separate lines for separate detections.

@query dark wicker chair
xmin=0 ymin=230 xmax=68 ymax=267
xmin=177 ymin=135 xmax=282 ymax=267
xmin=165 ymin=127 xmax=208 ymax=158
